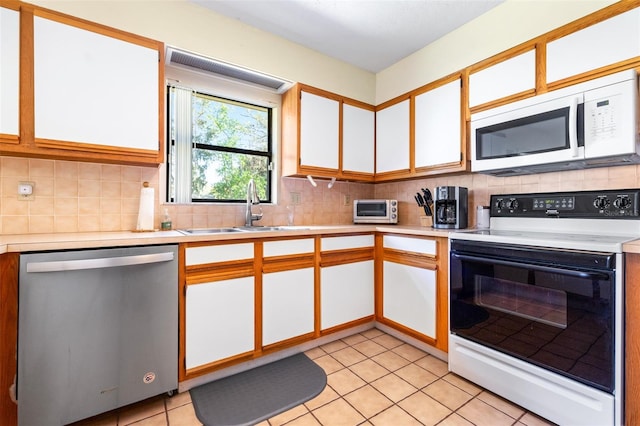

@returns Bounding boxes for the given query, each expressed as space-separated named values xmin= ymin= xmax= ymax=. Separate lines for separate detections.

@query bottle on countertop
xmin=161 ymin=208 xmax=172 ymax=231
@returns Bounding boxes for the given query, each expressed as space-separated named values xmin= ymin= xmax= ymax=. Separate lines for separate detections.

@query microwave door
xmin=471 ymin=94 xmax=585 ymax=173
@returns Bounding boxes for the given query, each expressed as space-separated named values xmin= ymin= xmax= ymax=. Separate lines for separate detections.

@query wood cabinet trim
xmin=262 ymin=254 xmax=315 ymax=273
xmin=185 ymin=263 xmax=255 ymax=285
xmin=383 ymin=249 xmax=436 ymax=270
xmin=320 ymin=247 xmax=374 ymax=267
xmin=0 ymin=253 xmax=19 ymax=425
xmin=626 ymin=253 xmax=640 ymax=425
xmin=9 ymin=2 xmax=164 ymax=166
xmin=0 ymin=0 xmax=20 ymax=11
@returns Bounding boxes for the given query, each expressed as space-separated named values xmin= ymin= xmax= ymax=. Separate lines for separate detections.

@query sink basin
xmin=178 ymin=226 xmax=311 ymax=235
xmin=178 ymin=228 xmax=242 ymax=234
xmin=234 ymin=226 xmax=311 ymax=232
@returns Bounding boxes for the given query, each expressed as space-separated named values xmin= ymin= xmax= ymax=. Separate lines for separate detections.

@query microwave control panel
xmin=491 ymin=189 xmax=640 ymax=218
xmin=587 ymin=96 xmax=618 ymax=141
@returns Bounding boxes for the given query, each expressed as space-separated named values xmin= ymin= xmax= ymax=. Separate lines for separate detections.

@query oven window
xmin=450 ymin=242 xmax=615 ymax=393
xmin=356 ymin=202 xmax=387 ymax=217
xmin=476 ymin=276 xmax=567 ymax=328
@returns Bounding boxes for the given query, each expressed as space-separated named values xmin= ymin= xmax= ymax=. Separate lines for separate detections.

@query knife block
xmin=419 ymin=215 xmax=433 ymax=227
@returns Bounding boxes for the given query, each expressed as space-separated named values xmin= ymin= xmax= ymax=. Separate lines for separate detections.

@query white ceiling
xmin=190 ymin=0 xmax=505 ymax=73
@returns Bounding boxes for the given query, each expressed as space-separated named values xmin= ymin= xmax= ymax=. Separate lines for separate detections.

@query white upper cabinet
xmin=300 ymin=90 xmax=340 ymax=170
xmin=414 ymin=79 xmax=461 ymax=168
xmin=342 ymin=103 xmax=375 ymax=174
xmin=375 ymin=99 xmax=410 ymax=174
xmin=0 ymin=6 xmax=19 ymax=138
xmin=33 ymin=15 xmax=159 ymax=151
xmin=469 ymin=50 xmax=536 ymax=108
xmin=547 ymin=8 xmax=640 ymax=83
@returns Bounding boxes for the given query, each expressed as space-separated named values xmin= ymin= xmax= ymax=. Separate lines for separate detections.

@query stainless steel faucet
xmin=245 ymin=178 xmax=263 ymax=226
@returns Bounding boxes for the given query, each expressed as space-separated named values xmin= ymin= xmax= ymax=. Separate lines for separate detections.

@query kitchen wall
xmin=0 ymin=156 xmax=373 ymax=234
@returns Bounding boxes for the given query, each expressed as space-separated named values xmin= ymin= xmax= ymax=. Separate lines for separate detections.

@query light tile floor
xmin=73 ymin=328 xmax=556 ymax=426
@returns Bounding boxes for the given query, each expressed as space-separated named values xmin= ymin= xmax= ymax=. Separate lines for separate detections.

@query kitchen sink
xmin=178 ymin=226 xmax=311 ymax=235
xmin=234 ymin=226 xmax=311 ymax=232
xmin=178 ymin=228 xmax=242 ymax=234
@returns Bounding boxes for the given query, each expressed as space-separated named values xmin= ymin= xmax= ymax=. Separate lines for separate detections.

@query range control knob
xmin=593 ymin=196 xmax=610 ymax=209
xmin=506 ymin=199 xmax=519 ymax=210
xmin=614 ymin=196 xmax=632 ymax=209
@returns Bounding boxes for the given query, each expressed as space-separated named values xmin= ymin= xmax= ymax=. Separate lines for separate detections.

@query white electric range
xmin=448 ymin=189 xmax=640 ymax=426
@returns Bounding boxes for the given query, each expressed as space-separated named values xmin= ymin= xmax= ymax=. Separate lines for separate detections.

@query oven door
xmin=450 ymin=240 xmax=615 ymax=393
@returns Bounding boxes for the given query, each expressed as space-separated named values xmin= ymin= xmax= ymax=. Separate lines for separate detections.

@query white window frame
xmin=164 ymin=64 xmax=282 ymax=205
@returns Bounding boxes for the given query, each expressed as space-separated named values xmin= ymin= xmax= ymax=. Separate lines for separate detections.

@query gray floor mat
xmin=189 ymin=353 xmax=327 ymax=426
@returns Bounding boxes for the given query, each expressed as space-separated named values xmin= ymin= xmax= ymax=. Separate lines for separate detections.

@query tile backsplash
xmin=1 ymin=155 xmax=639 ymax=235
xmin=0 ymin=157 xmax=373 ymax=234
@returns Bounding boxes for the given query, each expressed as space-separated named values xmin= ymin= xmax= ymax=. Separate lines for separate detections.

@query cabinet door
xmin=383 ymin=261 xmax=436 ymax=338
xmin=321 ymin=261 xmax=374 ymax=330
xmin=547 ymin=8 xmax=640 ymax=83
xmin=469 ymin=50 xmax=535 ymax=108
xmin=375 ymin=99 xmax=410 ymax=174
xmin=415 ymin=79 xmax=461 ymax=168
xmin=185 ymin=277 xmax=255 ymax=369
xmin=33 ymin=15 xmax=159 ymax=151
xmin=0 ymin=6 xmax=19 ymax=139
xmin=342 ymin=103 xmax=375 ymax=174
xmin=262 ymin=268 xmax=315 ymax=346
xmin=300 ymin=90 xmax=339 ymax=170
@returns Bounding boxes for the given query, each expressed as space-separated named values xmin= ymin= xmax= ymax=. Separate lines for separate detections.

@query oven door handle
xmin=451 ymin=253 xmax=610 ymax=280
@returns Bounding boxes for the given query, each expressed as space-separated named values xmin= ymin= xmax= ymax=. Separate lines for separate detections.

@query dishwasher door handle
xmin=26 ymin=252 xmax=175 ymax=273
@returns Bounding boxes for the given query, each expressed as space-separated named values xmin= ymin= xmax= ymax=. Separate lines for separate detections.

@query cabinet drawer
xmin=321 ymin=235 xmax=374 ymax=251
xmin=263 ymin=239 xmax=314 ymax=257
xmin=383 ymin=235 xmax=436 ymax=255
xmin=185 ymin=243 xmax=254 ymax=266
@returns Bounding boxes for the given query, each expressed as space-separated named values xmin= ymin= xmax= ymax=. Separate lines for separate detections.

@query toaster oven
xmin=353 ymin=199 xmax=398 ymax=224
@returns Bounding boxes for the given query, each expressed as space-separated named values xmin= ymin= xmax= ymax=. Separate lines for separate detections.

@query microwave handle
xmin=569 ymin=96 xmax=580 ymax=158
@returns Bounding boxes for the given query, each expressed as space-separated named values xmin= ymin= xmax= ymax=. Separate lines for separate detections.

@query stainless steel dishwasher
xmin=17 ymin=244 xmax=178 ymax=426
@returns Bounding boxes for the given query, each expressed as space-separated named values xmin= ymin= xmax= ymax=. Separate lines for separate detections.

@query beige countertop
xmin=0 ymin=225 xmax=454 ymax=254
xmin=623 ymin=239 xmax=640 ymax=254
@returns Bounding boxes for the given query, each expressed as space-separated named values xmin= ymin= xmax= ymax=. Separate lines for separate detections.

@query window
xmin=167 ymin=86 xmax=273 ymax=203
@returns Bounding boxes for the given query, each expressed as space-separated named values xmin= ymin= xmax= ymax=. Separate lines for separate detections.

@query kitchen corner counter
xmin=0 ymin=225 xmax=456 ymax=254
xmin=623 ymin=239 xmax=640 ymax=254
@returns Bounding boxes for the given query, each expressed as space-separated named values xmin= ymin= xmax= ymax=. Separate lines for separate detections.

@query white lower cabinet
xmin=262 ymin=268 xmax=315 ymax=346
xmin=321 ymin=260 xmax=374 ymax=330
xmin=382 ymin=261 xmax=436 ymax=339
xmin=185 ymin=277 xmax=255 ymax=370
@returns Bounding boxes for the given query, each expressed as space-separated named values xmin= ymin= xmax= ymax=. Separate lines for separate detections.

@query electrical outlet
xmin=18 ymin=181 xmax=35 ymax=201
xmin=290 ymin=192 xmax=301 ymax=205
xmin=343 ymin=194 xmax=351 ymax=206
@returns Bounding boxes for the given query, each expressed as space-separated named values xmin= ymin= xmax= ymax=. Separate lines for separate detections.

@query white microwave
xmin=471 ymin=70 xmax=639 ymax=176
xmin=353 ymin=199 xmax=398 ymax=224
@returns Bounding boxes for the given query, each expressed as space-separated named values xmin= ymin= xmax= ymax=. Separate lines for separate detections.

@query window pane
xmin=192 ymin=149 xmax=269 ymax=200
xmin=193 ymin=93 xmax=269 ymax=152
